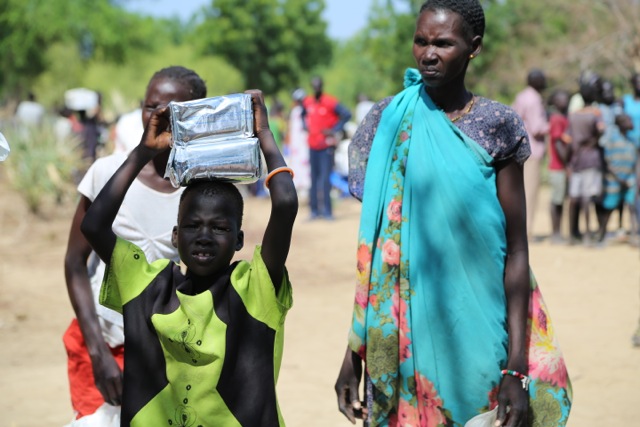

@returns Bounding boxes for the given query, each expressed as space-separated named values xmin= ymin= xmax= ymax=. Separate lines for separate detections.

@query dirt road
xmin=1 ymin=182 xmax=638 ymax=426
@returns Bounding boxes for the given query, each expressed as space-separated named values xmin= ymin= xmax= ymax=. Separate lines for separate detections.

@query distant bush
xmin=1 ymin=119 xmax=83 ymax=215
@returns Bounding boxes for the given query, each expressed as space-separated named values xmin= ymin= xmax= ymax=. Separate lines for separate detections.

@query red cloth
xmin=303 ymin=94 xmax=339 ymax=150
xmin=63 ymin=319 xmax=124 ymax=419
xmin=548 ymin=113 xmax=569 ymax=171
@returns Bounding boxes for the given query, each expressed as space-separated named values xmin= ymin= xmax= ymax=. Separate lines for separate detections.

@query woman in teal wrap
xmin=334 ymin=1 xmax=572 ymax=426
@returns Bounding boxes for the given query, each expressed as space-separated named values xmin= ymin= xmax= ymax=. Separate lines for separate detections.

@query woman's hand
xmin=335 ymin=347 xmax=367 ymax=424
xmin=140 ymin=106 xmax=172 ymax=153
xmin=495 ymin=375 xmax=529 ymax=427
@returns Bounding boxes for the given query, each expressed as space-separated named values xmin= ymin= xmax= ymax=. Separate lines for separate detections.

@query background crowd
xmin=514 ymin=68 xmax=640 ymax=248
xmin=6 ymin=65 xmax=640 ymax=251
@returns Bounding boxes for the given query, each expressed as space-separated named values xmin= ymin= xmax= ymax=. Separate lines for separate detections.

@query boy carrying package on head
xmin=81 ymin=90 xmax=298 ymax=427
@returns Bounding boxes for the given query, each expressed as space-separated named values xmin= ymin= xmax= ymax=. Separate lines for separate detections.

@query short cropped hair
xmin=420 ymin=0 xmax=485 ymax=38
xmin=149 ymin=66 xmax=207 ymax=99
xmin=179 ymin=181 xmax=244 ymax=228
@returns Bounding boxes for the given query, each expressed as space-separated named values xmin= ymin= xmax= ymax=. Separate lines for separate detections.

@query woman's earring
xmin=469 ymin=54 xmax=475 ymax=59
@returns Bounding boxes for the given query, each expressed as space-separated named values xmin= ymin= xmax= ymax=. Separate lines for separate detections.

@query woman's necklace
xmin=449 ymin=94 xmax=475 ymax=123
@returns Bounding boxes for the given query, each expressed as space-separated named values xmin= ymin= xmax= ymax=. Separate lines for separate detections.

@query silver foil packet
xmin=166 ymin=137 xmax=262 ymax=187
xmin=165 ymin=94 xmax=262 ymax=187
xmin=169 ymin=93 xmax=253 ymax=143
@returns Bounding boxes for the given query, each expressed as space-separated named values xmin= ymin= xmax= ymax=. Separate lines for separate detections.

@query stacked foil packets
xmin=165 ymin=93 xmax=262 ymax=187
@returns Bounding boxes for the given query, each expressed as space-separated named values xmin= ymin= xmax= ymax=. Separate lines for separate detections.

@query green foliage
xmin=3 ymin=0 xmax=640 ymax=121
xmin=193 ymin=0 xmax=332 ymax=94
xmin=323 ymin=39 xmax=396 ymax=108
xmin=0 ymin=0 xmax=161 ymax=99
xmin=1 ymin=121 xmax=83 ymax=214
xmin=340 ymin=0 xmax=622 ymax=103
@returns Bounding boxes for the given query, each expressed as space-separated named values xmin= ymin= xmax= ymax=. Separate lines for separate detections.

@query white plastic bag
xmin=464 ymin=406 xmax=499 ymax=427
xmin=0 ymin=131 xmax=9 ymax=162
xmin=64 ymin=403 xmax=120 ymax=427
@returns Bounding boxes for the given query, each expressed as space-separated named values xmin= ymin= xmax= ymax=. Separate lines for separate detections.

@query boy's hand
xmin=141 ymin=106 xmax=172 ymax=153
xmin=245 ymin=90 xmax=271 ymax=135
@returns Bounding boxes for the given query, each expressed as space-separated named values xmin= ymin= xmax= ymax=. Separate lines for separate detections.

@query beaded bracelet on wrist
xmin=501 ymin=369 xmax=531 ymax=391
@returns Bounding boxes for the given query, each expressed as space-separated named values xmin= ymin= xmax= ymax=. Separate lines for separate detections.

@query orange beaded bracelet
xmin=264 ymin=166 xmax=294 ymax=188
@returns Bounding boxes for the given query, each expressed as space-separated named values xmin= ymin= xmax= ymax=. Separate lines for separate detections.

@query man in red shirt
xmin=302 ymin=76 xmax=352 ymax=220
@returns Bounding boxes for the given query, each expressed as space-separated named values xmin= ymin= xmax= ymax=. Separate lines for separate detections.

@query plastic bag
xmin=63 ymin=404 xmax=120 ymax=427
xmin=464 ymin=406 xmax=499 ymax=427
xmin=0 ymin=131 xmax=9 ymax=162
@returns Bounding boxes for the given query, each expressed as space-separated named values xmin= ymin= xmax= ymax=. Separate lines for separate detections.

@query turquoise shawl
xmin=349 ymin=69 xmax=571 ymax=426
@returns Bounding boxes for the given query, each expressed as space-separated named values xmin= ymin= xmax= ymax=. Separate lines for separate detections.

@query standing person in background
xmin=15 ymin=91 xmax=46 ymax=127
xmin=598 ymin=80 xmax=626 ymax=240
xmin=596 ymin=113 xmax=637 ymax=246
xmin=599 ymin=80 xmax=623 ymax=145
xmin=623 ymin=73 xmax=640 ymax=149
xmin=55 ymin=106 xmax=82 ymax=145
xmin=623 ymin=72 xmax=640 ymax=233
xmin=302 ymin=76 xmax=352 ymax=220
xmin=547 ymin=90 xmax=572 ymax=244
xmin=286 ymin=88 xmax=311 ymax=200
xmin=512 ymin=69 xmax=549 ymax=239
xmin=567 ymin=73 xmax=605 ymax=245
xmin=63 ymin=66 xmax=207 ymax=425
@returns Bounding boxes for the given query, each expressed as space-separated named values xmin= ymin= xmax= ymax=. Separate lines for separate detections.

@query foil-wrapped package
xmin=167 ymin=137 xmax=262 ymax=187
xmin=169 ymin=93 xmax=254 ymax=143
xmin=165 ymin=93 xmax=262 ymax=187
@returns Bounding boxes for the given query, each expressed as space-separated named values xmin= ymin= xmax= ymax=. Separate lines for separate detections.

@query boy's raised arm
xmin=246 ymin=90 xmax=298 ymax=288
xmin=81 ymin=107 xmax=173 ymax=264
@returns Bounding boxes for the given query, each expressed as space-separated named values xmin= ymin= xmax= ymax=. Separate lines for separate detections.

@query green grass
xmin=1 ymin=120 xmax=83 ymax=215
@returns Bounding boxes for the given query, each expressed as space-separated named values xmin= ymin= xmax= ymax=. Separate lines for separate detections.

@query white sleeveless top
xmin=78 ymin=152 xmax=183 ymax=346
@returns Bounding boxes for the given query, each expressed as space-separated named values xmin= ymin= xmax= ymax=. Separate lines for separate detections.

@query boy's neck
xmin=180 ymin=264 xmax=235 ymax=295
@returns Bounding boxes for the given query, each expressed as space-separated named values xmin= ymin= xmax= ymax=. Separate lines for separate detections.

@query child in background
xmin=81 ymin=90 xmax=298 ymax=426
xmin=568 ymin=75 xmax=606 ymax=245
xmin=596 ymin=113 xmax=638 ymax=245
xmin=548 ymin=90 xmax=572 ymax=244
xmin=63 ymin=66 xmax=206 ymax=424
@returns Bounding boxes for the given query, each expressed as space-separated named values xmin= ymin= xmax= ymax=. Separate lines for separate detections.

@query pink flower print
xmin=416 ymin=373 xmax=446 ymax=427
xmin=355 ymin=282 xmax=368 ymax=309
xmin=400 ymin=131 xmax=409 ymax=142
xmin=527 ymin=287 xmax=569 ymax=388
xmin=369 ymin=294 xmax=378 ymax=307
xmin=391 ymin=290 xmax=412 ymax=362
xmin=536 ymin=308 xmax=548 ymax=333
xmin=387 ymin=199 xmax=403 ymax=223
xmin=390 ymin=397 xmax=420 ymax=426
xmin=391 ymin=286 xmax=402 ymax=323
xmin=528 ymin=334 xmax=569 ymax=388
xmin=356 ymin=243 xmax=372 ymax=274
xmin=399 ymin=326 xmax=412 ymax=363
xmin=382 ymin=239 xmax=400 ymax=266
xmin=356 ymin=243 xmax=372 ymax=297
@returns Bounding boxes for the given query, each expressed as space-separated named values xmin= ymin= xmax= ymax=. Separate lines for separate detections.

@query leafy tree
xmin=193 ymin=0 xmax=332 ymax=94
xmin=0 ymin=0 xmax=161 ymax=100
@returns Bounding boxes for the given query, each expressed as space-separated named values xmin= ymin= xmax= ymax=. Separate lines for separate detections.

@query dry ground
xmin=1 ymin=178 xmax=639 ymax=426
